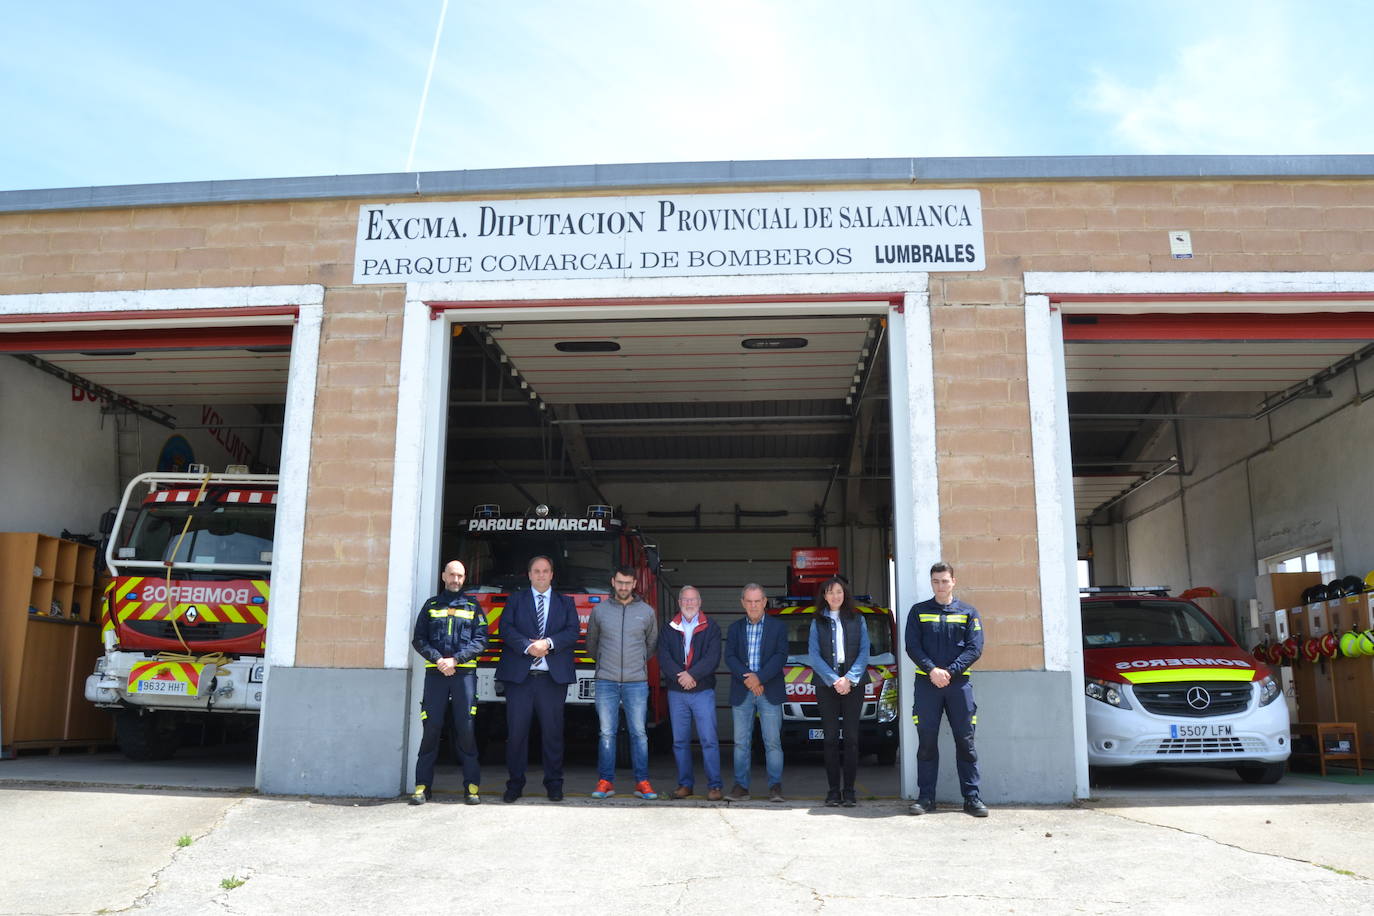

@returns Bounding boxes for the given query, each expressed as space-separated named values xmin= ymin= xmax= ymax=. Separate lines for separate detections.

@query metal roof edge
xmin=4 ymin=155 xmax=1374 ymax=213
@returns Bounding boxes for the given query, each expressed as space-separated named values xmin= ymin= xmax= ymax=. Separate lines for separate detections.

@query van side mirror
xmin=99 ymin=508 xmax=117 ymax=535
xmin=643 ymin=544 xmax=661 ymax=573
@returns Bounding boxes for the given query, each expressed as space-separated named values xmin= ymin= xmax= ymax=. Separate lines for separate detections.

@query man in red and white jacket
xmin=657 ymin=585 xmax=723 ymax=800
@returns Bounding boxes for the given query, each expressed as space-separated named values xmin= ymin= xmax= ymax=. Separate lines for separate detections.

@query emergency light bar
xmin=1080 ymin=586 xmax=1170 ymax=596
xmin=587 ymin=505 xmax=614 ymax=519
xmin=474 ymin=504 xmax=501 ymax=519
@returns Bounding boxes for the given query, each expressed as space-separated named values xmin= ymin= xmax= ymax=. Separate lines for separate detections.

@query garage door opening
xmin=430 ymin=307 xmax=903 ymax=789
xmin=0 ymin=306 xmax=305 ymax=773
xmin=1058 ymin=299 xmax=1374 ymax=792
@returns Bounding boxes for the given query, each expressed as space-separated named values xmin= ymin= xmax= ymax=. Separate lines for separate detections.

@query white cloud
xmin=1084 ymin=16 xmax=1374 ymax=154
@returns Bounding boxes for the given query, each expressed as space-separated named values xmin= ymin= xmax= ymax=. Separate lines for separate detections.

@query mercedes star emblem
xmin=1186 ymin=686 xmax=1211 ymax=710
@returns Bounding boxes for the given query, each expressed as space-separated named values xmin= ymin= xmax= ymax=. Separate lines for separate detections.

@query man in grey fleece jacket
xmin=585 ymin=565 xmax=660 ymax=799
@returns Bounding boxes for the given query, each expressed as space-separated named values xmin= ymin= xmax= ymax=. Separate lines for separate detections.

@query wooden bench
xmin=1290 ymin=721 xmax=1362 ymax=776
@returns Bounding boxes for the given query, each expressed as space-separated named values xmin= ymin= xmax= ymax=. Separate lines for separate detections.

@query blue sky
xmin=3 ymin=0 xmax=1371 ymax=192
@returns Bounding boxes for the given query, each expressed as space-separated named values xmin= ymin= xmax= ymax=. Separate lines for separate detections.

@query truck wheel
xmin=115 ymin=709 xmax=179 ymax=761
xmin=876 ymin=745 xmax=898 ymax=766
xmin=1235 ymin=762 xmax=1285 ymax=784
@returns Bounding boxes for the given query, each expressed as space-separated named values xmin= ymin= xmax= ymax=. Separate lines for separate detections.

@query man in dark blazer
xmin=496 ymin=554 xmax=581 ymax=802
xmin=723 ymin=583 xmax=789 ymax=802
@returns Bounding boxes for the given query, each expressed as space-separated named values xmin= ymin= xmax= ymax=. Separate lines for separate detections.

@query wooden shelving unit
xmin=0 ymin=532 xmax=113 ymax=754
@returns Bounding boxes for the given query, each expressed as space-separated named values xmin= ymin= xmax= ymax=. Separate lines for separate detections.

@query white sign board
xmin=352 ymin=189 xmax=984 ymax=284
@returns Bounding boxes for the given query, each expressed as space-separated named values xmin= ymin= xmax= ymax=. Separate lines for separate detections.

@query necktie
xmin=536 ymin=593 xmax=546 ymax=636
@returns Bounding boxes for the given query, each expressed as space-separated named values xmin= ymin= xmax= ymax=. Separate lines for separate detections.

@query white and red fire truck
xmin=771 ymin=548 xmax=901 ymax=765
xmin=455 ymin=503 xmax=665 ymax=741
xmin=1081 ymin=587 xmax=1289 ymax=783
xmin=85 ymin=470 xmax=276 ymax=760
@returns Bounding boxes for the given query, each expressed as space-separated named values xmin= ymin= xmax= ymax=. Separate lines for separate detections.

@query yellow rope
xmin=156 ymin=469 xmax=229 ymax=675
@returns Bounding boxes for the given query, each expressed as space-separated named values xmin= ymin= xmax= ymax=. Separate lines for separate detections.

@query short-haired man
xmin=724 ymin=583 xmax=788 ymax=802
xmin=495 ymin=555 xmax=580 ymax=803
xmin=410 ymin=559 xmax=487 ymax=805
xmin=585 ymin=566 xmax=660 ymax=800
xmin=905 ymin=561 xmax=987 ymax=817
xmin=658 ymin=585 xmax=723 ymax=800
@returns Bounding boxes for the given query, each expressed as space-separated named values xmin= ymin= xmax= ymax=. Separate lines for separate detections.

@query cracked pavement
xmin=5 ymin=785 xmax=1374 ymax=914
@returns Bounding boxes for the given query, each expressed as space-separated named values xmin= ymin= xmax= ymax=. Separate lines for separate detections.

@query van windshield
xmin=1082 ymin=600 xmax=1230 ymax=649
xmin=781 ymin=612 xmax=896 ymax=666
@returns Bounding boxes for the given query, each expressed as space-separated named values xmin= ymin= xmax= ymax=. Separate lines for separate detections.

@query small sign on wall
xmin=1169 ymin=230 xmax=1194 ymax=259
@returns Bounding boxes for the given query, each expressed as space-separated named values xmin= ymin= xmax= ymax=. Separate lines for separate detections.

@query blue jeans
xmin=594 ymin=679 xmax=650 ymax=783
xmin=731 ymin=692 xmax=783 ymax=789
xmin=668 ymin=689 xmax=721 ymax=789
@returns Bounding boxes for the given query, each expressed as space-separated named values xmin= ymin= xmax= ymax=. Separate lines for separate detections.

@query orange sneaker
xmin=633 ymin=780 xmax=658 ymax=800
xmin=591 ymin=779 xmax=615 ymax=799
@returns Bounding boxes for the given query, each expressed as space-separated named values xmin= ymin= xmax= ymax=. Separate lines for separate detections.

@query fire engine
xmin=1081 ymin=586 xmax=1289 ymax=783
xmin=455 ymin=503 xmax=664 ymax=742
xmin=772 ymin=548 xmax=901 ymax=765
xmin=85 ymin=469 xmax=276 ymax=760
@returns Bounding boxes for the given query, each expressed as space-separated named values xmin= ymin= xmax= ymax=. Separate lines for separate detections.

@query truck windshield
xmin=782 ymin=613 xmax=897 ymax=666
xmin=1082 ymin=600 xmax=1230 ymax=649
xmin=124 ymin=504 xmax=275 ymax=570
xmin=461 ymin=534 xmax=617 ymax=595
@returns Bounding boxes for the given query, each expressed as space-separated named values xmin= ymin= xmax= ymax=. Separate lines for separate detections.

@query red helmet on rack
xmin=1252 ymin=643 xmax=1269 ymax=664
xmin=1302 ymin=637 xmax=1321 ymax=662
xmin=1281 ymin=636 xmax=1301 ymax=660
xmin=1320 ymin=632 xmax=1340 ymax=658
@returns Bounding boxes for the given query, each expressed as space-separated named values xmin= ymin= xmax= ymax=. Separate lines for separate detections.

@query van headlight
xmin=1258 ymin=675 xmax=1282 ymax=706
xmin=878 ymin=678 xmax=898 ymax=722
xmin=1085 ymin=677 xmax=1132 ymax=709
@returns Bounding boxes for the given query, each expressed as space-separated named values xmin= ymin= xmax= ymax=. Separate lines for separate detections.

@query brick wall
xmin=4 ymin=178 xmax=1374 ymax=671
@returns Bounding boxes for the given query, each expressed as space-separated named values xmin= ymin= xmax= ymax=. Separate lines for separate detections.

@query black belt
xmin=528 ymin=669 xmax=548 ymax=676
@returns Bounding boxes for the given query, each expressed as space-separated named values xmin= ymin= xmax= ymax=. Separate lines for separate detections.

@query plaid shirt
xmin=745 ymin=617 xmax=764 ymax=672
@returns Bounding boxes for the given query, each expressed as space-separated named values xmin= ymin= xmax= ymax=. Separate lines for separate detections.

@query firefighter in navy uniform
xmin=410 ymin=559 xmax=487 ymax=806
xmin=905 ymin=561 xmax=988 ymax=817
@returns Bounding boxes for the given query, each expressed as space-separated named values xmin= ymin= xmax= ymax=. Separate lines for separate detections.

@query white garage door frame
xmin=385 ymin=271 xmax=938 ymax=799
xmin=0 ymin=284 xmax=323 ymax=789
xmin=1024 ymin=270 xmax=1374 ymax=800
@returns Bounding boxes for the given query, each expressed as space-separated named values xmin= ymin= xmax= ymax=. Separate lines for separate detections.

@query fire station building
xmin=3 ymin=155 xmax=1374 ymax=801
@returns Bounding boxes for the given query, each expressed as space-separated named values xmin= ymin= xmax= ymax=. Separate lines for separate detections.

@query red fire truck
xmin=85 ymin=470 xmax=276 ymax=760
xmin=455 ymin=503 xmax=664 ymax=744
xmin=771 ymin=548 xmax=901 ymax=765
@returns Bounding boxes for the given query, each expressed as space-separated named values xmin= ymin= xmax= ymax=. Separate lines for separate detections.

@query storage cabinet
xmin=0 ymin=532 xmax=113 ymax=753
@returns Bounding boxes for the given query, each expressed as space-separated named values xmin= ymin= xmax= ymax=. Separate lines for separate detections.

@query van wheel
xmin=1235 ymin=762 xmax=1285 ymax=784
xmin=115 ymin=709 xmax=179 ymax=761
xmin=876 ymin=745 xmax=897 ymax=766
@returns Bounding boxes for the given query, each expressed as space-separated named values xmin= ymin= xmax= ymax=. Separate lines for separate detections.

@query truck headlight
xmin=1085 ymin=677 xmax=1132 ymax=709
xmin=1257 ymin=675 xmax=1281 ymax=706
xmin=878 ymin=678 xmax=898 ymax=722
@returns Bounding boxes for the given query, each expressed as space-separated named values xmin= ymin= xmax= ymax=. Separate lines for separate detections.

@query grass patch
xmin=1319 ymin=864 xmax=1357 ymax=877
xmin=220 ymin=876 xmax=247 ymax=890
xmin=176 ymin=835 xmax=193 ymax=847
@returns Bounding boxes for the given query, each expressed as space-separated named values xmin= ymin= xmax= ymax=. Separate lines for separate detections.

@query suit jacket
xmin=495 ymin=588 xmax=581 ymax=685
xmin=724 ymin=615 xmax=789 ymax=705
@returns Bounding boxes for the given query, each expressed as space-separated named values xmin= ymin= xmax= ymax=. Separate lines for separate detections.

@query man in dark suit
xmin=495 ymin=554 xmax=580 ymax=802
xmin=723 ymin=583 xmax=789 ymax=802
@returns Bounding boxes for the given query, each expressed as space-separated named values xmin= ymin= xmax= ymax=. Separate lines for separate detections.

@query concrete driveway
xmin=5 ymin=773 xmax=1374 ymax=915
